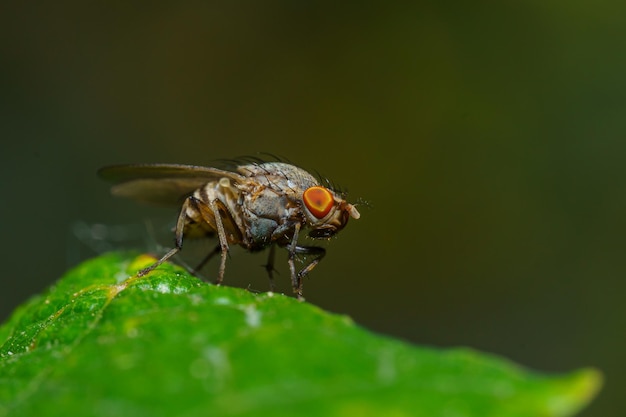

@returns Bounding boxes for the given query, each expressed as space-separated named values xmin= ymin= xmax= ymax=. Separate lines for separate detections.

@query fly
xmin=98 ymin=161 xmax=361 ymax=298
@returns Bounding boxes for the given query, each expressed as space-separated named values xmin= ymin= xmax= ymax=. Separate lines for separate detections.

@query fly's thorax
xmin=243 ymin=187 xmax=296 ymax=218
xmin=237 ymin=162 xmax=318 ymax=193
xmin=239 ymin=184 xmax=301 ymax=248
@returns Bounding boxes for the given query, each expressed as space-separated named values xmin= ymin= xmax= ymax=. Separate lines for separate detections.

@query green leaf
xmin=0 ymin=253 xmax=601 ymax=417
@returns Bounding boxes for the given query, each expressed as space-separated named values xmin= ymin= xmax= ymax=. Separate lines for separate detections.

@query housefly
xmin=98 ymin=160 xmax=360 ymax=298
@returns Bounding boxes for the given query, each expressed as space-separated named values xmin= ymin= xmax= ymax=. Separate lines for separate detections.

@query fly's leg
xmin=294 ymin=245 xmax=326 ymax=279
xmin=209 ymin=199 xmax=229 ymax=285
xmin=292 ymin=245 xmax=325 ymax=297
xmin=191 ymin=196 xmax=230 ymax=285
xmin=286 ymin=223 xmax=326 ymax=298
xmin=191 ymin=243 xmax=221 ymax=275
xmin=137 ymin=196 xmax=191 ymax=277
xmin=287 ymin=224 xmax=307 ymax=299
xmin=263 ymin=244 xmax=277 ymax=291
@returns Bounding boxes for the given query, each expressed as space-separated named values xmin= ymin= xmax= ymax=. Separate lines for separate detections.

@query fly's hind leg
xmin=190 ymin=196 xmax=237 ymax=285
xmin=137 ymin=196 xmax=191 ymax=277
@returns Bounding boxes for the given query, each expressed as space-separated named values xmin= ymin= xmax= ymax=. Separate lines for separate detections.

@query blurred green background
xmin=1 ymin=2 xmax=624 ymax=416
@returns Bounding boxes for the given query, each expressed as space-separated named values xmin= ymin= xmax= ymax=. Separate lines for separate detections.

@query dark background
xmin=1 ymin=2 xmax=624 ymax=416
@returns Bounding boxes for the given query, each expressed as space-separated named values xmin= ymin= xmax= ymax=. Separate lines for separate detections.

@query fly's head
xmin=301 ymin=186 xmax=360 ymax=238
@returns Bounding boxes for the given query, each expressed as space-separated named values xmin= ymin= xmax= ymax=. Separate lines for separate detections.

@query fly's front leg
xmin=294 ymin=245 xmax=326 ymax=281
xmin=286 ymin=223 xmax=327 ymax=298
xmin=137 ymin=196 xmax=191 ymax=277
xmin=287 ymin=223 xmax=302 ymax=298
xmin=291 ymin=245 xmax=325 ymax=298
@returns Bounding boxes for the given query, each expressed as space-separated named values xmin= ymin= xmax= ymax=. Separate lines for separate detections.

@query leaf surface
xmin=0 ymin=253 xmax=601 ymax=417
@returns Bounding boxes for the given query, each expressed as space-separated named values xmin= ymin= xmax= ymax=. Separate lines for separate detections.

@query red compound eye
xmin=303 ymin=186 xmax=334 ymax=219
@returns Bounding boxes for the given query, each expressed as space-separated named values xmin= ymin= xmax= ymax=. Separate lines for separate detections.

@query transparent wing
xmin=98 ymin=163 xmax=245 ymax=206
